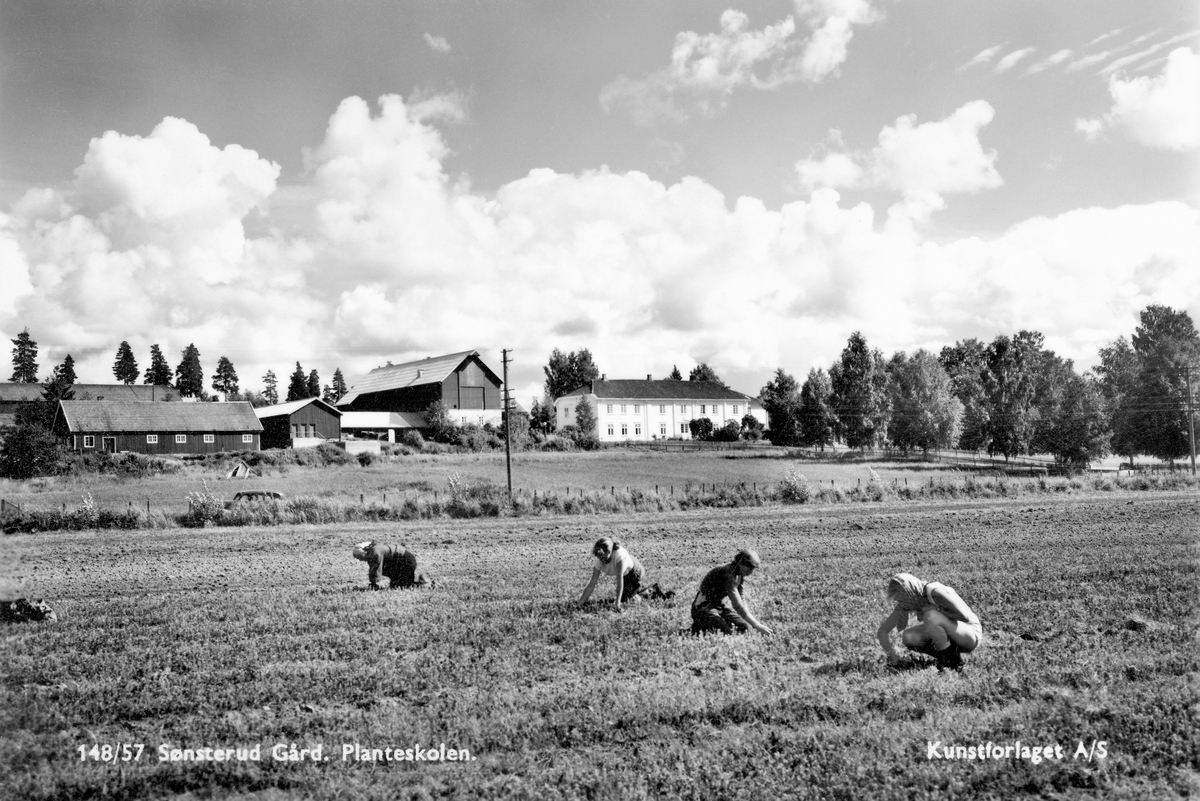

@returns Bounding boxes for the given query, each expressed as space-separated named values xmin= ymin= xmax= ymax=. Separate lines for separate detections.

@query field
xmin=0 ymin=449 xmax=1089 ymax=518
xmin=2 ymin=481 xmax=1197 ymax=799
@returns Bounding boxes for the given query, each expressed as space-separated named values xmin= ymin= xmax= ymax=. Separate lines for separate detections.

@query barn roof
xmin=337 ymin=350 xmax=500 ymax=407
xmin=0 ymin=383 xmax=174 ymax=403
xmin=254 ymin=397 xmax=342 ymax=420
xmin=55 ymin=401 xmax=263 ymax=433
xmin=557 ymin=380 xmax=757 ymax=403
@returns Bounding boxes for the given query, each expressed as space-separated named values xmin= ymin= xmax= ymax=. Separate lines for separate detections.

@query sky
xmin=1 ymin=0 xmax=1198 ymax=407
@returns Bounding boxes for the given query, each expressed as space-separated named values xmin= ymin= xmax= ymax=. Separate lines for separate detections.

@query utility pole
xmin=502 ymin=348 xmax=513 ymax=499
xmin=1186 ymin=364 xmax=1196 ymax=476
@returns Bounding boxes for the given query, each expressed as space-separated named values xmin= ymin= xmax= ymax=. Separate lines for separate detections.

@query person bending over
xmin=579 ymin=538 xmax=654 ymax=612
xmin=690 ymin=549 xmax=773 ymax=636
xmin=352 ymin=541 xmax=432 ymax=590
xmin=877 ymin=572 xmax=981 ymax=671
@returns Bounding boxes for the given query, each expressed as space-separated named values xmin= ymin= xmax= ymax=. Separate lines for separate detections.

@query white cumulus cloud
xmin=796 ymin=101 xmax=1002 ymax=219
xmin=600 ymin=1 xmax=881 ymax=126
xmin=1078 ymin=47 xmax=1200 ymax=150
xmin=0 ymin=93 xmax=1196 ymax=405
xmin=423 ymin=33 xmax=451 ymax=54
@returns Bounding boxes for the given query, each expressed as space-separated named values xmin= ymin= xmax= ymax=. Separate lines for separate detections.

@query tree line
xmin=760 ymin=305 xmax=1197 ymax=466
xmin=8 ymin=333 xmax=349 ymax=407
xmin=533 ymin=305 xmax=1197 ymax=466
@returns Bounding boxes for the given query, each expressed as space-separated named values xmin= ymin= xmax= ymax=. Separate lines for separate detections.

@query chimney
xmin=416 ymin=369 xmax=422 ymax=378
xmin=646 ymin=374 xmax=651 ymax=381
xmin=601 ymin=373 xmax=606 ymax=380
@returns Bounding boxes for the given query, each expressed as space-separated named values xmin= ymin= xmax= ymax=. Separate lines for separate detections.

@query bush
xmin=397 ymin=429 xmax=425 ymax=449
xmin=356 ymin=451 xmax=377 ymax=467
xmin=0 ymin=424 xmax=74 ymax=479
xmin=777 ymin=467 xmax=811 ymax=503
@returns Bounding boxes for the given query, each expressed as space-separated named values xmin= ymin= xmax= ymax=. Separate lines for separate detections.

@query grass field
xmin=2 ymin=489 xmax=1197 ymax=800
xmin=0 ymin=449 xmax=1103 ymax=518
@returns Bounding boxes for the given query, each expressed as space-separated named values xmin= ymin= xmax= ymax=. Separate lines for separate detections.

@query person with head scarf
xmin=352 ymin=541 xmax=432 ymax=590
xmin=877 ymin=572 xmax=981 ymax=670
xmin=578 ymin=537 xmax=648 ymax=612
xmin=690 ymin=549 xmax=773 ymax=636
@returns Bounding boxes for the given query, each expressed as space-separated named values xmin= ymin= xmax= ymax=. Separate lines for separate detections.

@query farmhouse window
xmin=204 ymin=434 xmax=214 ymax=444
xmin=659 ymin=405 xmax=665 ymax=414
xmin=145 ymin=435 xmax=157 ymax=444
xmin=635 ymin=424 xmax=641 ymax=436
xmin=242 ymin=434 xmax=253 ymax=443
xmin=660 ymin=424 xmax=666 ymax=436
xmin=478 ymin=416 xmax=484 ymax=426
xmin=83 ymin=435 xmax=95 ymax=448
xmin=620 ymin=404 xmax=626 ymax=414
xmin=633 ymin=404 xmax=640 ymax=413
xmin=680 ymin=405 xmax=688 ymax=413
xmin=175 ymin=434 xmax=187 ymax=444
xmin=607 ymin=424 xmax=614 ymax=436
xmin=461 ymin=416 xmax=468 ymax=425
xmin=733 ymin=404 xmax=739 ymax=414
xmin=606 ymin=404 xmax=613 ymax=414
xmin=621 ymin=424 xmax=628 ymax=436
xmin=700 ymin=405 xmax=706 ymax=414
xmin=680 ymin=423 xmax=687 ymax=434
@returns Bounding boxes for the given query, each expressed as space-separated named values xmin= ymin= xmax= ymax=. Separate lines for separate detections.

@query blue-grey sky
xmin=2 ymin=0 xmax=1197 ymax=403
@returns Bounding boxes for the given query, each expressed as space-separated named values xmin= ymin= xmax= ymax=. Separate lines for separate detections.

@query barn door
xmin=102 ymin=437 xmax=116 ymax=452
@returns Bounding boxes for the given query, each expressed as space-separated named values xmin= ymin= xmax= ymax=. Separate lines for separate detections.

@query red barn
xmin=53 ymin=401 xmax=262 ymax=454
xmin=336 ymin=350 xmax=504 ymax=426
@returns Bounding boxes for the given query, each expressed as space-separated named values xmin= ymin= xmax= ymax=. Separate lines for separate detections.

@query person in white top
xmin=877 ymin=572 xmax=982 ymax=670
xmin=578 ymin=538 xmax=647 ymax=612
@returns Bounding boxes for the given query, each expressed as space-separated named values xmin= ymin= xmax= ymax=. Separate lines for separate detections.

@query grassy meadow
xmin=0 ymin=448 xmax=1115 ymax=518
xmin=2 ymin=488 xmax=1197 ymax=799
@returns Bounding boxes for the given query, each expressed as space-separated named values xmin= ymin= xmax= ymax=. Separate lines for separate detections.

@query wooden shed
xmin=253 ymin=398 xmax=342 ymax=449
xmin=53 ymin=401 xmax=262 ymax=454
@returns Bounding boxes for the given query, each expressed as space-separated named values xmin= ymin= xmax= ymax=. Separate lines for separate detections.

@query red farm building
xmin=53 ymin=401 xmax=262 ymax=455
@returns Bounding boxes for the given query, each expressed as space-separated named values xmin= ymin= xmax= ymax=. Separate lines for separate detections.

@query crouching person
xmin=877 ymin=572 xmax=981 ymax=671
xmin=579 ymin=538 xmax=654 ymax=612
xmin=690 ymin=549 xmax=773 ymax=636
xmin=352 ymin=541 xmax=433 ymax=590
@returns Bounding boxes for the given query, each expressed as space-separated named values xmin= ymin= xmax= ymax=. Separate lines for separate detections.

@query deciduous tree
xmin=939 ymin=339 xmax=989 ymax=451
xmin=887 ymin=350 xmax=962 ymax=454
xmin=760 ymin=368 xmax=802 ymax=446
xmin=688 ymin=363 xmax=727 ymax=387
xmin=831 ymin=332 xmax=890 ymax=449
xmin=797 ymin=368 xmax=836 ymax=450
xmin=543 ymin=348 xmax=600 ymax=401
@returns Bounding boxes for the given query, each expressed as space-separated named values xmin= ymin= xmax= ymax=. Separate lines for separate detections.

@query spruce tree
xmin=286 ymin=362 xmax=308 ymax=402
xmin=143 ymin=344 xmax=172 ymax=386
xmin=306 ymin=369 xmax=321 ymax=399
xmin=53 ymin=354 xmax=77 ymax=385
xmin=113 ymin=341 xmax=139 ymax=384
xmin=331 ymin=368 xmax=348 ymax=402
xmin=262 ymin=369 xmax=279 ymax=405
xmin=174 ymin=344 xmax=205 ymax=398
xmin=10 ymin=328 xmax=38 ymax=383
xmin=212 ymin=356 xmax=240 ymax=400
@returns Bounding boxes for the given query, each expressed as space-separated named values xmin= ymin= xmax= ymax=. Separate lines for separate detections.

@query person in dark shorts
xmin=352 ymin=541 xmax=432 ymax=590
xmin=579 ymin=538 xmax=670 ymax=611
xmin=691 ymin=549 xmax=773 ymax=636
xmin=877 ymin=572 xmax=981 ymax=671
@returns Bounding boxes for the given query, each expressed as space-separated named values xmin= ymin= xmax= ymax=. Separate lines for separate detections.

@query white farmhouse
xmin=555 ymin=376 xmax=767 ymax=442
